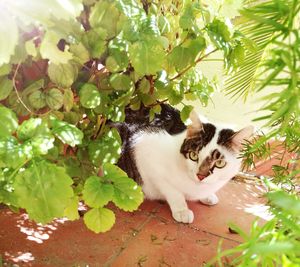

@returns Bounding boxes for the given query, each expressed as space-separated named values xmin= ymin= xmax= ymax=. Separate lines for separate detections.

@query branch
xmin=12 ymin=63 xmax=37 ymax=115
xmin=170 ymin=49 xmax=218 ymax=81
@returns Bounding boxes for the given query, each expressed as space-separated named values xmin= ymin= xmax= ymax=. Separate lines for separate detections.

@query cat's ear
xmin=187 ymin=109 xmax=203 ymax=138
xmin=231 ymin=126 xmax=254 ymax=151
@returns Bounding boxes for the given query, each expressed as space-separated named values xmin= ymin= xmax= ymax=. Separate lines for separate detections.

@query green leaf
xmin=83 ymin=176 xmax=114 ymax=208
xmin=45 ymin=88 xmax=64 ymax=110
xmin=109 ymin=73 xmax=133 ymax=91
xmin=79 ymin=83 xmax=101 ymax=108
xmin=48 ymin=62 xmax=78 ymax=88
xmin=106 ymin=49 xmax=129 ymax=73
xmin=64 ymin=196 xmax=79 ymax=221
xmin=168 ymin=46 xmax=192 ymax=71
xmin=207 ymin=19 xmax=231 ymax=49
xmin=28 ymin=91 xmax=47 ymax=109
xmin=138 ymin=77 xmax=150 ymax=93
xmin=0 ymin=64 xmax=11 ymax=76
xmin=25 ymin=39 xmax=37 ymax=57
xmin=0 ymin=77 xmax=13 ymax=101
xmin=149 ymin=104 xmax=162 ymax=121
xmin=17 ymin=118 xmax=54 ymax=155
xmin=22 ymin=79 xmax=44 ymax=97
xmin=89 ymin=1 xmax=121 ymax=39
xmin=0 ymin=8 xmax=18 ymax=66
xmin=63 ymin=89 xmax=74 ymax=112
xmin=112 ymin=176 xmax=144 ymax=212
xmin=129 ymin=38 xmax=164 ymax=75
xmin=180 ymin=105 xmax=194 ymax=122
xmin=103 ymin=163 xmax=143 ymax=212
xmin=88 ymin=128 xmax=121 ymax=166
xmin=158 ymin=16 xmax=171 ymax=34
xmin=51 ymin=116 xmax=83 ymax=147
xmin=14 ymin=161 xmax=74 ymax=224
xmin=0 ymin=105 xmax=18 ymax=138
xmin=268 ymin=191 xmax=300 ymax=216
xmin=0 ymin=137 xmax=28 ymax=168
xmin=179 ymin=1 xmax=201 ymax=30
xmin=83 ymin=207 xmax=115 ymax=233
xmin=40 ymin=32 xmax=73 ymax=64
xmin=69 ymin=43 xmax=90 ymax=65
xmin=17 ymin=118 xmax=49 ymax=141
xmin=186 ymin=37 xmax=207 ymax=58
xmin=83 ymin=29 xmax=107 ymax=58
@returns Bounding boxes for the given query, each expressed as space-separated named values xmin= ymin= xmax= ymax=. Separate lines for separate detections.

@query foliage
xmin=207 ymin=189 xmax=300 ymax=266
xmin=208 ymin=0 xmax=300 ymax=266
xmin=0 ymin=0 xmax=248 ymax=232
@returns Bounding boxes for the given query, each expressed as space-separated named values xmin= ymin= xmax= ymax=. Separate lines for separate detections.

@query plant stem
xmin=12 ymin=63 xmax=37 ymax=115
xmin=170 ymin=49 xmax=218 ymax=81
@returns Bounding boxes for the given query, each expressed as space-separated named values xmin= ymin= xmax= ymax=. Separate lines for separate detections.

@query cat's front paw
xmin=199 ymin=194 xmax=219 ymax=206
xmin=172 ymin=209 xmax=194 ymax=224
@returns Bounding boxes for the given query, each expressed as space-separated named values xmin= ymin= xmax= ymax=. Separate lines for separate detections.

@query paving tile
xmin=110 ymin=216 xmax=239 ymax=267
xmin=151 ymin=180 xmax=268 ymax=242
xmin=0 ymin=206 xmax=150 ymax=266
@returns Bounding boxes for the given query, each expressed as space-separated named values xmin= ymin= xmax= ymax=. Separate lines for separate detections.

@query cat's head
xmin=180 ymin=110 xmax=253 ymax=182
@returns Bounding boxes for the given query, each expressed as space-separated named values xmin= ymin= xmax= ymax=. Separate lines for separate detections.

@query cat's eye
xmin=215 ymin=159 xmax=226 ymax=168
xmin=188 ymin=151 xmax=198 ymax=161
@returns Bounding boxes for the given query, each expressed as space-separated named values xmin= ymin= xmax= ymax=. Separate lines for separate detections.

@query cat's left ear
xmin=187 ymin=109 xmax=203 ymax=138
xmin=231 ymin=126 xmax=254 ymax=151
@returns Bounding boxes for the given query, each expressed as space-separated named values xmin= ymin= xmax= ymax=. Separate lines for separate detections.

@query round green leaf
xmin=51 ymin=116 xmax=83 ymax=147
xmin=0 ymin=105 xmax=18 ymax=138
xmin=28 ymin=90 xmax=47 ymax=109
xmin=168 ymin=46 xmax=192 ymax=71
xmin=109 ymin=73 xmax=133 ymax=91
xmin=63 ymin=88 xmax=74 ymax=112
xmin=88 ymin=128 xmax=121 ymax=166
xmin=64 ymin=196 xmax=80 ymax=221
xmin=0 ymin=77 xmax=13 ymax=101
xmin=103 ymin=163 xmax=144 ymax=212
xmin=40 ymin=31 xmax=72 ymax=64
xmin=83 ymin=207 xmax=115 ymax=233
xmin=129 ymin=39 xmax=165 ymax=75
xmin=17 ymin=118 xmax=49 ymax=141
xmin=0 ymin=136 xmax=28 ymax=168
xmin=46 ymin=88 xmax=64 ymax=110
xmin=180 ymin=105 xmax=194 ymax=123
xmin=48 ymin=62 xmax=78 ymax=88
xmin=79 ymin=83 xmax=101 ymax=108
xmin=14 ymin=161 xmax=74 ymax=224
xmin=138 ymin=77 xmax=150 ymax=94
xmin=83 ymin=176 xmax=114 ymax=208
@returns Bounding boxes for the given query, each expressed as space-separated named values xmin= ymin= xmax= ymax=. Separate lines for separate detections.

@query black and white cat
xmin=114 ymin=104 xmax=253 ymax=223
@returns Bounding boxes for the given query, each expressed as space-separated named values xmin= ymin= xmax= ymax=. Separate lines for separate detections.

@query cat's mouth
xmin=197 ymin=174 xmax=207 ymax=181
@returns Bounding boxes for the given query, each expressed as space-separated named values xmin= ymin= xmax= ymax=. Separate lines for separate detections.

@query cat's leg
xmin=199 ymin=193 xmax=219 ymax=206
xmin=163 ymin=189 xmax=194 ymax=223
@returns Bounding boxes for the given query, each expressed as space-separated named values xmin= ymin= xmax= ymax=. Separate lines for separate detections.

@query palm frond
xmin=224 ymin=0 xmax=293 ymax=101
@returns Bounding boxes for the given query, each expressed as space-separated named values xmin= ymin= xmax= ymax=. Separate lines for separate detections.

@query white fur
xmin=132 ymin=126 xmax=242 ymax=224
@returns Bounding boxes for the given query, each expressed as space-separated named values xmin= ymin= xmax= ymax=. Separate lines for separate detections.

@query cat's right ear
xmin=187 ymin=109 xmax=203 ymax=138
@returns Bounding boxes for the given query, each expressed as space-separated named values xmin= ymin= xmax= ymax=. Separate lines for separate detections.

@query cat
xmin=113 ymin=104 xmax=253 ymax=223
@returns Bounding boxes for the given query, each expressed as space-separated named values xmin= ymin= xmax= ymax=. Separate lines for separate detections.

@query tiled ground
xmin=0 ymin=177 xmax=268 ymax=267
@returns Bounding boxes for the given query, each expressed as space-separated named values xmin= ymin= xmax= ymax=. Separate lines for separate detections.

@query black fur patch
xmin=217 ymin=129 xmax=235 ymax=148
xmin=180 ymin=123 xmax=216 ymax=158
xmin=113 ymin=104 xmax=187 ymax=184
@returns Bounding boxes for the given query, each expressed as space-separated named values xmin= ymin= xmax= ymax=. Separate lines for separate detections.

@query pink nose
xmin=197 ymin=174 xmax=206 ymax=181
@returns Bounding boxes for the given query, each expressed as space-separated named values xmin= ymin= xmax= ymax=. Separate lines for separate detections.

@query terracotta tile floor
xmin=1 ymin=149 xmax=291 ymax=266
